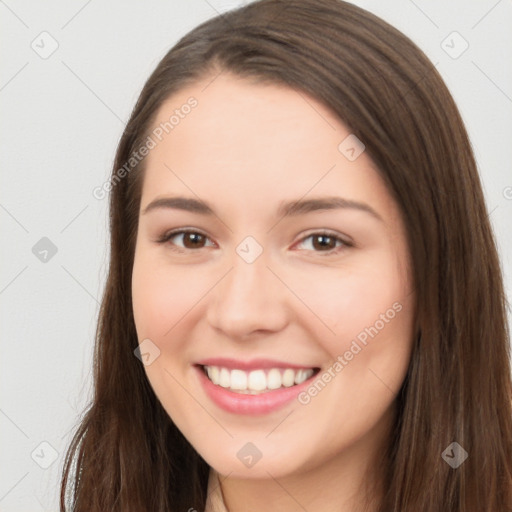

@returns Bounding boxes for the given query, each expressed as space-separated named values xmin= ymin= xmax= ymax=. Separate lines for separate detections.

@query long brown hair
xmin=60 ymin=1 xmax=512 ymax=510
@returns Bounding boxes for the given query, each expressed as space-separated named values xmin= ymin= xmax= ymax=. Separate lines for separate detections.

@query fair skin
xmin=131 ymin=72 xmax=416 ymax=511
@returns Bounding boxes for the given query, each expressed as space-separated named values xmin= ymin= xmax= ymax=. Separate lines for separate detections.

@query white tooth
xmin=207 ymin=365 xmax=314 ymax=392
xmin=219 ymin=368 xmax=231 ymax=388
xmin=230 ymin=369 xmax=248 ymax=390
xmin=294 ymin=369 xmax=305 ymax=385
xmin=294 ymin=369 xmax=313 ymax=384
xmin=282 ymin=368 xmax=295 ymax=387
xmin=248 ymin=370 xmax=267 ymax=391
xmin=267 ymin=368 xmax=282 ymax=389
xmin=209 ymin=366 xmax=220 ymax=385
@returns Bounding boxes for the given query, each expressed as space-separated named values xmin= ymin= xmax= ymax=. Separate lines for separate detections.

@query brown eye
xmin=295 ymin=232 xmax=351 ymax=254
xmin=158 ymin=230 xmax=215 ymax=251
xmin=311 ymin=234 xmax=337 ymax=251
xmin=181 ymin=232 xmax=206 ymax=249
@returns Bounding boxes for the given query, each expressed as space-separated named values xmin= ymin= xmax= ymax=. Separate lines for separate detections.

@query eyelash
xmin=155 ymin=228 xmax=353 ymax=255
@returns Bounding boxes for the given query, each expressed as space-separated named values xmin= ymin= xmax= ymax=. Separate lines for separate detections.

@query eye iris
xmin=183 ymin=232 xmax=205 ymax=249
xmin=172 ymin=232 xmax=341 ymax=251
xmin=312 ymin=234 xmax=336 ymax=251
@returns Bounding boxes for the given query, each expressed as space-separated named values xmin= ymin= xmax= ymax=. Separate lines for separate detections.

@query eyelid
xmin=156 ymin=228 xmax=216 ymax=248
xmin=293 ymin=228 xmax=353 ymax=246
xmin=156 ymin=228 xmax=353 ymax=254
xmin=292 ymin=229 xmax=353 ymax=253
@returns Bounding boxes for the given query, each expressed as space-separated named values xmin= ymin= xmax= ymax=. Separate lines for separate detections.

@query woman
xmin=60 ymin=0 xmax=512 ymax=510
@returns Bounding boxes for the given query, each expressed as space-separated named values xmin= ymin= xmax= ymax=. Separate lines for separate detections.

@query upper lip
xmin=195 ymin=357 xmax=319 ymax=371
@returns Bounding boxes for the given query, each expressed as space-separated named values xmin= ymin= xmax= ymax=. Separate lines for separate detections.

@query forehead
xmin=148 ymin=73 xmax=345 ymax=166
xmin=140 ymin=73 xmax=399 ymax=226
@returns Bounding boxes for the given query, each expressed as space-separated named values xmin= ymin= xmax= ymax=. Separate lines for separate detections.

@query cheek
xmin=290 ymin=248 xmax=415 ymax=410
xmin=304 ymin=262 xmax=414 ymax=415
xmin=289 ymin=255 xmax=411 ymax=355
xmin=131 ymin=254 xmax=203 ymax=424
xmin=289 ymin=268 xmax=413 ymax=463
xmin=131 ymin=252 xmax=201 ymax=341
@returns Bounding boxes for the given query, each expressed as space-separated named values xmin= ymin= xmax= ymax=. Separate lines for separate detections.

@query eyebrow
xmin=141 ymin=195 xmax=383 ymax=222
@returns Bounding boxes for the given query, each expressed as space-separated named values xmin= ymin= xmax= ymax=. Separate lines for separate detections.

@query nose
xmin=205 ymin=249 xmax=290 ymax=340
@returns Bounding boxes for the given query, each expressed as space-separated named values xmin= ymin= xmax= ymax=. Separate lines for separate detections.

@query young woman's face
xmin=132 ymin=73 xmax=416 ymax=479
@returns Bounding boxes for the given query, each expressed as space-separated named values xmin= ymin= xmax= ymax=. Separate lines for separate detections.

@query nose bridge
xmin=206 ymin=240 xmax=288 ymax=336
xmin=225 ymin=256 xmax=263 ymax=304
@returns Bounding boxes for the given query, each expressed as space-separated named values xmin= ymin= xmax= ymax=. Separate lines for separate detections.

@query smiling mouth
xmin=199 ymin=364 xmax=321 ymax=394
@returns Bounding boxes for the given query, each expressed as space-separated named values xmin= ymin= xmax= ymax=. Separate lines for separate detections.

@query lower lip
xmin=195 ymin=365 xmax=318 ymax=416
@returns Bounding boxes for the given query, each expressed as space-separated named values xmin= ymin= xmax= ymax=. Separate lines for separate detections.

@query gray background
xmin=1 ymin=0 xmax=511 ymax=510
